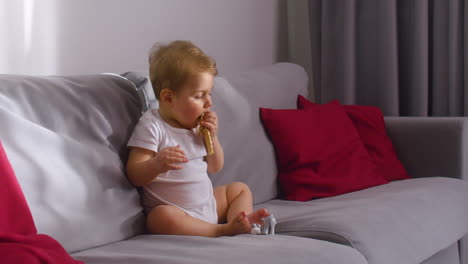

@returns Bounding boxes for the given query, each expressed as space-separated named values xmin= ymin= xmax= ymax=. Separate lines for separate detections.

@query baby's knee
xmin=228 ymin=182 xmax=251 ymax=196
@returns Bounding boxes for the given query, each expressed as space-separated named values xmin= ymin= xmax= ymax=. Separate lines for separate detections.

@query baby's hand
xmin=200 ymin=111 xmax=218 ymax=137
xmin=154 ymin=145 xmax=188 ymax=174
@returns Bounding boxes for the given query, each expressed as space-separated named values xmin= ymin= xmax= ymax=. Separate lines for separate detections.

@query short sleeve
xmin=127 ymin=114 xmax=161 ymax=153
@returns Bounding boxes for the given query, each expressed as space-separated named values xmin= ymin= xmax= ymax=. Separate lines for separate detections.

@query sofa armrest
xmin=384 ymin=117 xmax=468 ymax=180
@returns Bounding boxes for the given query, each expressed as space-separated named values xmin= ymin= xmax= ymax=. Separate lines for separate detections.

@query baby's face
xmin=171 ymin=72 xmax=214 ymax=129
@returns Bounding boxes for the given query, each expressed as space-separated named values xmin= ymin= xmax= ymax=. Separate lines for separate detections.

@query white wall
xmin=0 ymin=0 xmax=287 ymax=76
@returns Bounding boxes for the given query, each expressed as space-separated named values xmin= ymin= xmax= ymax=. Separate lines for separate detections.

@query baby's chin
xmin=184 ymin=121 xmax=199 ymax=130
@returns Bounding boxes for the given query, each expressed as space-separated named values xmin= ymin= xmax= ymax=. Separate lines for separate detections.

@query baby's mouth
xmin=197 ymin=113 xmax=208 ymax=133
xmin=199 ymin=113 xmax=206 ymax=122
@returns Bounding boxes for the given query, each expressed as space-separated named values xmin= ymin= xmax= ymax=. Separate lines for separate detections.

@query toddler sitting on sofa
xmin=126 ymin=40 xmax=269 ymax=237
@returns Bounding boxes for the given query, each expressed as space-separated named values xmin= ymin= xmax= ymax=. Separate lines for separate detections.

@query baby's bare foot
xmin=221 ymin=211 xmax=251 ymax=236
xmin=247 ymin=208 xmax=270 ymax=226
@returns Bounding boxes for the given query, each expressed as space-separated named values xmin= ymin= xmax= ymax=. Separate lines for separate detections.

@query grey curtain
xmin=309 ymin=0 xmax=467 ymax=116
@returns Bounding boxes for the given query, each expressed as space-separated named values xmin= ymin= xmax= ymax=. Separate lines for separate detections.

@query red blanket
xmin=0 ymin=142 xmax=83 ymax=264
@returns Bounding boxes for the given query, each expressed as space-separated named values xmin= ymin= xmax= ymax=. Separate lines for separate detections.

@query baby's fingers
xmin=170 ymin=145 xmax=187 ymax=156
xmin=167 ymin=163 xmax=184 ymax=170
xmin=167 ymin=155 xmax=188 ymax=164
xmin=201 ymin=121 xmax=215 ymax=130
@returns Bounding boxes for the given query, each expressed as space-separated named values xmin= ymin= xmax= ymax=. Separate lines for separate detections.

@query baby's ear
xmin=160 ymin=88 xmax=173 ymax=103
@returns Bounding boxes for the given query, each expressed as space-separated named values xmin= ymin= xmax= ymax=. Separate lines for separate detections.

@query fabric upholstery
xmin=0 ymin=74 xmax=146 ymax=253
xmin=385 ymin=116 xmax=468 ymax=264
xmin=384 ymin=117 xmax=468 ymax=180
xmin=297 ymin=95 xmax=410 ymax=181
xmin=72 ymin=234 xmax=368 ymax=264
xmin=260 ymin=103 xmax=388 ymax=201
xmin=420 ymin=243 xmax=460 ymax=264
xmin=256 ymin=177 xmax=468 ymax=264
xmin=121 ymin=72 xmax=158 ymax=111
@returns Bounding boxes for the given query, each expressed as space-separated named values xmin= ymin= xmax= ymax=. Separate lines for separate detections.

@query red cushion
xmin=297 ymin=95 xmax=410 ymax=181
xmin=260 ymin=103 xmax=388 ymax=201
xmin=0 ymin=142 xmax=36 ymax=235
xmin=0 ymin=233 xmax=81 ymax=264
xmin=0 ymin=141 xmax=83 ymax=264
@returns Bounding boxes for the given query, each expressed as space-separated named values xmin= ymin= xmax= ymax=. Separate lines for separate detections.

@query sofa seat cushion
xmin=72 ymin=234 xmax=367 ymax=264
xmin=256 ymin=177 xmax=468 ymax=264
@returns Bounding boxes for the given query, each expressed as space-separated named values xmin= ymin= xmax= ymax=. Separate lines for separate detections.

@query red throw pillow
xmin=297 ymin=95 xmax=410 ymax=181
xmin=0 ymin=144 xmax=37 ymax=236
xmin=0 ymin=141 xmax=83 ymax=264
xmin=260 ymin=103 xmax=388 ymax=202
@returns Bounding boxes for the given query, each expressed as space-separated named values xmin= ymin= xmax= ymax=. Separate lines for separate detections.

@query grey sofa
xmin=1 ymin=63 xmax=468 ymax=264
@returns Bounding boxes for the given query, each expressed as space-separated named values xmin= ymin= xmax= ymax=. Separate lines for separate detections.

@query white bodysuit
xmin=127 ymin=109 xmax=218 ymax=224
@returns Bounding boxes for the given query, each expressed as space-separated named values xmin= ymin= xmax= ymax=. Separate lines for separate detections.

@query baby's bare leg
xmin=146 ymin=205 xmax=250 ymax=237
xmin=214 ymin=182 xmax=270 ymax=225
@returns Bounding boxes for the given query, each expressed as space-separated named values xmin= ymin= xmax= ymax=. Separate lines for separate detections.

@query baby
xmin=126 ymin=40 xmax=270 ymax=237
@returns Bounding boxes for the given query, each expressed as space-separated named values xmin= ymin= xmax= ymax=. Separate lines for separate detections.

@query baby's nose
xmin=205 ymin=98 xmax=212 ymax=108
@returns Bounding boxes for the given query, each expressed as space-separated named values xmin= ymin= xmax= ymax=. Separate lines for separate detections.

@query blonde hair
xmin=148 ymin=40 xmax=218 ymax=100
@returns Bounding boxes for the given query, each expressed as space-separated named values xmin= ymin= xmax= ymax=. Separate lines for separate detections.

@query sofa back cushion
xmin=0 ymin=74 xmax=145 ymax=253
xmin=210 ymin=63 xmax=308 ymax=203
